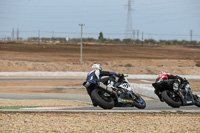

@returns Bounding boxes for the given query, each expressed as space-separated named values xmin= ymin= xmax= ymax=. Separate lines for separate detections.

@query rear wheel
xmin=91 ymin=89 xmax=115 ymax=109
xmin=161 ymin=90 xmax=181 ymax=108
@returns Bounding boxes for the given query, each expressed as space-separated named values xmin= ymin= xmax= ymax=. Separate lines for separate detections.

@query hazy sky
xmin=0 ymin=0 xmax=200 ymax=41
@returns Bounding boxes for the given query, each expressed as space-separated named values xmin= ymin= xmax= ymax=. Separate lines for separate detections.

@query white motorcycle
xmin=84 ymin=74 xmax=146 ymax=109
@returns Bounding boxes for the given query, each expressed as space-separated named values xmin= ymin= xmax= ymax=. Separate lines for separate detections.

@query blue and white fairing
xmin=118 ymin=78 xmax=132 ymax=91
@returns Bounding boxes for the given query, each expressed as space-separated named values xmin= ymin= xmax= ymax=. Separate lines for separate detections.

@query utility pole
xmin=137 ymin=30 xmax=139 ymax=40
xmin=52 ymin=30 xmax=54 ymax=42
xmin=142 ymin=32 xmax=144 ymax=46
xmin=38 ymin=30 xmax=40 ymax=44
xmin=12 ymin=28 xmax=15 ymax=41
xmin=142 ymin=32 xmax=144 ymax=41
xmin=133 ymin=30 xmax=135 ymax=40
xmin=190 ymin=30 xmax=193 ymax=41
xmin=16 ymin=28 xmax=19 ymax=41
xmin=79 ymin=24 xmax=85 ymax=64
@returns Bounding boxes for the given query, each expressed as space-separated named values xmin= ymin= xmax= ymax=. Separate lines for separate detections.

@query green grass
xmin=176 ymin=110 xmax=185 ymax=114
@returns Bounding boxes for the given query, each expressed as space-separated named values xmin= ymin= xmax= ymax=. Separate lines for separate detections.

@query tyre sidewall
xmin=195 ymin=101 xmax=200 ymax=107
xmin=194 ymin=96 xmax=200 ymax=107
xmin=161 ymin=90 xmax=181 ymax=108
xmin=134 ymin=95 xmax=146 ymax=109
xmin=91 ymin=89 xmax=115 ymax=109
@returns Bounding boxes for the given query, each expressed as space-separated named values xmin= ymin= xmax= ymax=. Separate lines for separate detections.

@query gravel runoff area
xmin=0 ymin=112 xmax=199 ymax=133
xmin=0 ymin=99 xmax=200 ymax=133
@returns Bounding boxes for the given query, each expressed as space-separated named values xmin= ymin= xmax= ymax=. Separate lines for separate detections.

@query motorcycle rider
xmin=155 ymin=72 xmax=184 ymax=101
xmin=83 ymin=64 xmax=121 ymax=106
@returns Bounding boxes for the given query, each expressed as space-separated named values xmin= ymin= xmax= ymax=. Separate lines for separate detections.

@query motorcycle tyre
xmin=91 ymin=89 xmax=115 ymax=109
xmin=161 ymin=90 xmax=181 ymax=108
xmin=195 ymin=102 xmax=200 ymax=107
xmin=194 ymin=96 xmax=200 ymax=107
xmin=133 ymin=95 xmax=146 ymax=109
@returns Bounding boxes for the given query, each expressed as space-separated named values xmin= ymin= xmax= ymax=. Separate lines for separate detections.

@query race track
xmin=0 ymin=93 xmax=199 ymax=112
xmin=0 ymin=75 xmax=199 ymax=112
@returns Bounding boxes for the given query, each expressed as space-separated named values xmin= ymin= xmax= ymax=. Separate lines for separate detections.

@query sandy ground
xmin=1 ymin=59 xmax=200 ymax=75
xmin=0 ymin=113 xmax=200 ymax=133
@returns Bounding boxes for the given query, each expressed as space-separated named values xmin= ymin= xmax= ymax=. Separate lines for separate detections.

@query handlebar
xmin=119 ymin=74 xmax=128 ymax=78
xmin=117 ymin=74 xmax=128 ymax=83
xmin=124 ymin=75 xmax=128 ymax=77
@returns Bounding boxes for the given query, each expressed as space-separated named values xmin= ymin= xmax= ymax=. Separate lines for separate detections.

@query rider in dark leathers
xmin=155 ymin=72 xmax=184 ymax=101
xmin=156 ymin=72 xmax=183 ymax=83
xmin=84 ymin=64 xmax=121 ymax=106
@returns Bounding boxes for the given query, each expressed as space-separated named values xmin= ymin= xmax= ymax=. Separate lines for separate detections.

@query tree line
xmin=25 ymin=37 xmax=200 ymax=46
xmin=1 ymin=36 xmax=200 ymax=46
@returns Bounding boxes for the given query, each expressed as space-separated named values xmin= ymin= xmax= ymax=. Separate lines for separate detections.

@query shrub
xmin=196 ymin=62 xmax=200 ymax=67
xmin=124 ymin=63 xmax=133 ymax=67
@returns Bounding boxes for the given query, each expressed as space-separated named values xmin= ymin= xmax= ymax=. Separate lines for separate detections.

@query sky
xmin=0 ymin=0 xmax=200 ymax=41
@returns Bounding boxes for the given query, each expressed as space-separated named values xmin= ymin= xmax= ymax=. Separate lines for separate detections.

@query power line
xmin=0 ymin=29 xmax=200 ymax=41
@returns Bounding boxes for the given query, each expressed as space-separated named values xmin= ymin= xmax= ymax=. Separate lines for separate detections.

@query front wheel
xmin=132 ymin=93 xmax=146 ymax=109
xmin=161 ymin=90 xmax=182 ymax=108
xmin=193 ymin=95 xmax=200 ymax=107
xmin=91 ymin=89 xmax=115 ymax=109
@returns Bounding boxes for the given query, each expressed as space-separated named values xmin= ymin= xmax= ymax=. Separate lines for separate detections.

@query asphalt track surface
xmin=0 ymin=77 xmax=199 ymax=112
xmin=0 ymin=93 xmax=199 ymax=112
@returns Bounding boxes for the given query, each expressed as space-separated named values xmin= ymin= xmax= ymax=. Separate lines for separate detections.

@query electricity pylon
xmin=125 ymin=0 xmax=134 ymax=39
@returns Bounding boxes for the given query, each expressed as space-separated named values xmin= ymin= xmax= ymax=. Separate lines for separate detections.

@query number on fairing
xmin=120 ymin=83 xmax=130 ymax=89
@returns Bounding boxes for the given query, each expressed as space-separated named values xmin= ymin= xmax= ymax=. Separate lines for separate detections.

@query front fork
xmin=176 ymin=90 xmax=184 ymax=99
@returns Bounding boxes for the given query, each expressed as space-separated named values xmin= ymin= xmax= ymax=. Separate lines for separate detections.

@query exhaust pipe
xmin=97 ymin=82 xmax=118 ymax=98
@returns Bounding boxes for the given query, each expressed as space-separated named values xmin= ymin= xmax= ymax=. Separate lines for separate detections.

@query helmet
xmin=159 ymin=72 xmax=166 ymax=76
xmin=91 ymin=64 xmax=102 ymax=70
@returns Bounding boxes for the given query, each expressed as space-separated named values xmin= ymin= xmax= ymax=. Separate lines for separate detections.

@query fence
xmin=0 ymin=30 xmax=200 ymax=42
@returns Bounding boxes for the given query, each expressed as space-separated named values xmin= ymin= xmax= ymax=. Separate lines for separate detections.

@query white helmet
xmin=91 ymin=64 xmax=102 ymax=70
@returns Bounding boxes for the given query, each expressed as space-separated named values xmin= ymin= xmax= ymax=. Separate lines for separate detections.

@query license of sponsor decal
xmin=186 ymin=101 xmax=192 ymax=104
xmin=121 ymin=99 xmax=133 ymax=103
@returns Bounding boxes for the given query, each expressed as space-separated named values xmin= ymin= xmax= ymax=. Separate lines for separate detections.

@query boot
xmin=98 ymin=82 xmax=113 ymax=93
xmin=193 ymin=94 xmax=200 ymax=101
xmin=154 ymin=90 xmax=164 ymax=102
xmin=159 ymin=95 xmax=164 ymax=102
xmin=106 ymin=84 xmax=115 ymax=92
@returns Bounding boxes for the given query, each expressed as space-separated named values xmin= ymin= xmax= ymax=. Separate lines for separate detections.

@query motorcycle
xmin=152 ymin=78 xmax=200 ymax=108
xmin=83 ymin=74 xmax=146 ymax=109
